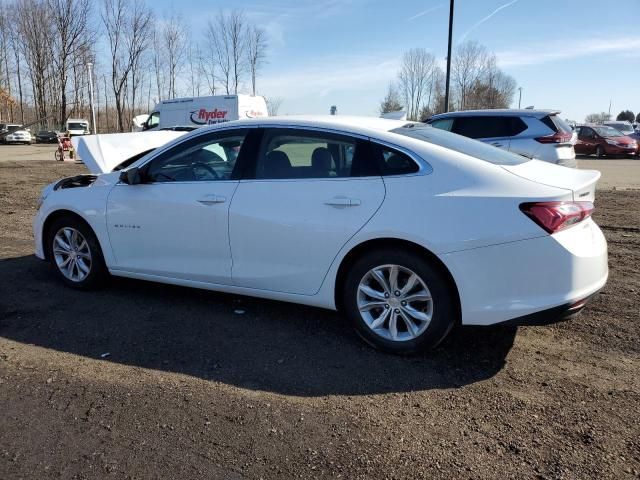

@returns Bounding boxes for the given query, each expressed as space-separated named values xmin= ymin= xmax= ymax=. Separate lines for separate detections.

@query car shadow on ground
xmin=0 ymin=255 xmax=516 ymax=396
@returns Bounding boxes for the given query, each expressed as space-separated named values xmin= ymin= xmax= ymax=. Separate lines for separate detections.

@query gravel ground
xmin=0 ymin=160 xmax=638 ymax=479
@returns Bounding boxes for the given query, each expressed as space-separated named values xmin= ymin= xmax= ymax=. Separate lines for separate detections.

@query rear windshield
xmin=392 ymin=124 xmax=528 ymax=165
xmin=68 ymin=123 xmax=87 ymax=130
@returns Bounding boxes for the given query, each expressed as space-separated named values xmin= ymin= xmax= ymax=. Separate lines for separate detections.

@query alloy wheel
xmin=52 ymin=227 xmax=92 ymax=282
xmin=357 ymin=264 xmax=433 ymax=342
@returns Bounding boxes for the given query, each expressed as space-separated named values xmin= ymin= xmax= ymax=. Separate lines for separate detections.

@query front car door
xmin=106 ymin=128 xmax=253 ymax=284
xmin=228 ymin=127 xmax=387 ymax=295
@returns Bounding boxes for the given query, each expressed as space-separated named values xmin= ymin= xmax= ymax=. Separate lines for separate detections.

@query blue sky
xmin=153 ymin=0 xmax=640 ymax=121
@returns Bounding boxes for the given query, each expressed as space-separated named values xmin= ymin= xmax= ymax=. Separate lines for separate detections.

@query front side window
xmin=254 ymin=129 xmax=361 ymax=179
xmin=146 ymin=112 xmax=160 ymax=130
xmin=144 ymin=130 xmax=247 ymax=182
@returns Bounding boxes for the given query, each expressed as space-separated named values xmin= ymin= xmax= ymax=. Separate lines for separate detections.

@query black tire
xmin=595 ymin=145 xmax=604 ymax=158
xmin=342 ymin=248 xmax=458 ymax=355
xmin=45 ymin=215 xmax=108 ymax=290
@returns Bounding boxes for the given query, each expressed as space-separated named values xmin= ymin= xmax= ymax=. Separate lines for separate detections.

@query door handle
xmin=197 ymin=194 xmax=226 ymax=205
xmin=491 ymin=142 xmax=503 ymax=147
xmin=324 ymin=196 xmax=361 ymax=207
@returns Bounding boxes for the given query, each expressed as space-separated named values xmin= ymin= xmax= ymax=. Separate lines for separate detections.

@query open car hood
xmin=72 ymin=131 xmax=187 ymax=174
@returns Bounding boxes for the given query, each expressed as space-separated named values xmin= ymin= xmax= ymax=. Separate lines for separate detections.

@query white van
xmin=66 ymin=119 xmax=90 ymax=136
xmin=142 ymin=94 xmax=268 ymax=131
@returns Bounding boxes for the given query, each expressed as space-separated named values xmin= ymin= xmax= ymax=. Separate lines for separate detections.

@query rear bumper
xmin=442 ymin=218 xmax=608 ymax=326
xmin=495 ymin=292 xmax=598 ymax=327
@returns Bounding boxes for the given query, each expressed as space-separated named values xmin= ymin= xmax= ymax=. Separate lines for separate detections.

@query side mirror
xmin=119 ymin=167 xmax=142 ymax=185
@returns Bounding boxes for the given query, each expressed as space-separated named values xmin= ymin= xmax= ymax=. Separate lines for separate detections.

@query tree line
xmin=380 ymin=40 xmax=517 ymax=121
xmin=0 ymin=0 xmax=268 ymax=132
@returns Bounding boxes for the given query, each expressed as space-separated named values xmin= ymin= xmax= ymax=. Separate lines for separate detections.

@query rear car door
xmin=228 ymin=128 xmax=385 ymax=295
xmin=451 ymin=116 xmax=514 ymax=151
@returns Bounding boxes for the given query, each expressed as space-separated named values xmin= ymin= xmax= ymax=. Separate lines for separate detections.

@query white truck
xmin=66 ymin=118 xmax=90 ymax=136
xmin=141 ymin=94 xmax=268 ymax=131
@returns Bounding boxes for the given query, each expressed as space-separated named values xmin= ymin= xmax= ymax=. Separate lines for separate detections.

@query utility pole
xmin=444 ymin=0 xmax=454 ymax=112
xmin=87 ymin=62 xmax=97 ymax=134
xmin=518 ymin=87 xmax=523 ymax=109
xmin=608 ymin=99 xmax=612 ymax=119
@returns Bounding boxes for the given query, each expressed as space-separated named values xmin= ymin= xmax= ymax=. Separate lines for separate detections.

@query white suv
xmin=426 ymin=109 xmax=577 ymax=168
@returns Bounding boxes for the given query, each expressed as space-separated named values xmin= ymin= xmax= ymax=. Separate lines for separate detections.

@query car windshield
xmin=594 ymin=126 xmax=623 ymax=137
xmin=391 ymin=123 xmax=529 ymax=165
xmin=68 ymin=123 xmax=87 ymax=130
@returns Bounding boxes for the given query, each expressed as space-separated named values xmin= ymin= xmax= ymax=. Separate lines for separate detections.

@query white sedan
xmin=33 ymin=116 xmax=608 ymax=354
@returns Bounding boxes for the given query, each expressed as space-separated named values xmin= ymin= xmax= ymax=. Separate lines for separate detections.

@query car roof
xmin=198 ymin=115 xmax=414 ymax=137
xmin=429 ymin=109 xmax=560 ymax=120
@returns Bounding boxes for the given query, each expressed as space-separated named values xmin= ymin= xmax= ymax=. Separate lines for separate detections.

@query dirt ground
xmin=0 ymin=159 xmax=639 ymax=479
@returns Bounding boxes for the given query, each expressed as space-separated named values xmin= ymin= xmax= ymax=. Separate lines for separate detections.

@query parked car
xmin=574 ymin=125 xmax=638 ymax=157
xmin=426 ymin=109 xmax=577 ymax=167
xmin=4 ymin=125 xmax=33 ymax=144
xmin=35 ymin=130 xmax=59 ymax=143
xmin=35 ymin=117 xmax=607 ymax=354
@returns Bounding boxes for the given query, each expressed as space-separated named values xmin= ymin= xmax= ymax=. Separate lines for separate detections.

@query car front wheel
xmin=46 ymin=216 xmax=107 ymax=289
xmin=342 ymin=249 xmax=457 ymax=354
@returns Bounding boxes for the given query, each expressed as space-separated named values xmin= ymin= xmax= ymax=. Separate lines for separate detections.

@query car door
xmin=106 ymin=128 xmax=252 ymax=284
xmin=575 ymin=127 xmax=596 ymax=154
xmin=452 ymin=116 xmax=512 ymax=151
xmin=228 ymin=128 xmax=386 ymax=295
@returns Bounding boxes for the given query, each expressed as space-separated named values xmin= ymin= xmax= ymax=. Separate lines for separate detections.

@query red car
xmin=575 ymin=125 xmax=638 ymax=157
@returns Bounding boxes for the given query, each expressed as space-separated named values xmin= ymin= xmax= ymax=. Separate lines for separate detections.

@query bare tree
xmin=452 ymin=40 xmax=489 ymax=110
xmin=151 ymin=25 xmax=164 ymax=101
xmin=102 ymin=0 xmax=153 ymax=131
xmin=162 ymin=12 xmax=186 ymax=99
xmin=198 ymin=41 xmax=217 ymax=95
xmin=265 ymin=96 xmax=283 ymax=116
xmin=397 ymin=48 xmax=437 ymax=121
xmin=15 ymin=0 xmax=53 ymax=121
xmin=246 ymin=26 xmax=266 ymax=96
xmin=585 ymin=112 xmax=611 ymax=124
xmin=48 ymin=0 xmax=93 ymax=126
xmin=207 ymin=10 xmax=247 ymax=94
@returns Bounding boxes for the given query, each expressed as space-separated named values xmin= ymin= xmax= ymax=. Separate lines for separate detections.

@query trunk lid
xmin=72 ymin=131 xmax=186 ymax=174
xmin=502 ymin=159 xmax=600 ymax=201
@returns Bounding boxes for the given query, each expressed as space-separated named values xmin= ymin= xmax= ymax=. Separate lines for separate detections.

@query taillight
xmin=535 ymin=132 xmax=572 ymax=144
xmin=520 ymin=201 xmax=594 ymax=234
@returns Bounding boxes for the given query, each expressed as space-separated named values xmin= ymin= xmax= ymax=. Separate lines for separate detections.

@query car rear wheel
xmin=342 ymin=249 xmax=457 ymax=354
xmin=46 ymin=216 xmax=107 ymax=289
xmin=596 ymin=145 xmax=604 ymax=158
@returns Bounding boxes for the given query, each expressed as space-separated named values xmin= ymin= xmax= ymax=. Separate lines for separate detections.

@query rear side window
xmin=370 ymin=142 xmax=419 ymax=176
xmin=254 ymin=129 xmax=365 ymax=179
xmin=452 ymin=116 xmax=522 ymax=139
